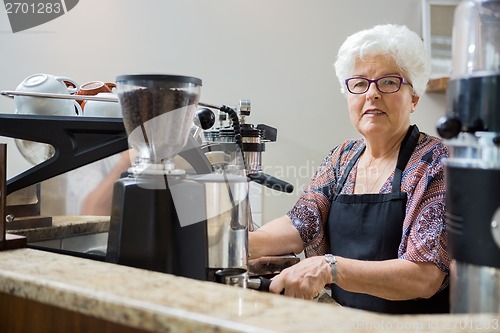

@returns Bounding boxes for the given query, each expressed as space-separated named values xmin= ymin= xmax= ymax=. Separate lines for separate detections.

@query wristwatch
xmin=324 ymin=254 xmax=338 ymax=284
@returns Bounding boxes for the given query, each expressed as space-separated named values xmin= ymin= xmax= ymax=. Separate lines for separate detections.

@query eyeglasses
xmin=345 ymin=75 xmax=412 ymax=94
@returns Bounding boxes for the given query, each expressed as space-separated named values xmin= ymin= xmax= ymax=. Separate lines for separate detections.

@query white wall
xmin=0 ymin=0 xmax=447 ymax=222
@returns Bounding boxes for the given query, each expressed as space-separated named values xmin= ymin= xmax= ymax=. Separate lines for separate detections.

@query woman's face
xmin=346 ymin=54 xmax=419 ymax=140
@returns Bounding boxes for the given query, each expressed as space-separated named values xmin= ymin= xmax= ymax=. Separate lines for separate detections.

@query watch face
xmin=325 ymin=254 xmax=336 ymax=264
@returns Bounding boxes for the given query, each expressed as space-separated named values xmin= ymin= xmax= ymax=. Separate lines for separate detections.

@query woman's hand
xmin=269 ymin=256 xmax=332 ymax=300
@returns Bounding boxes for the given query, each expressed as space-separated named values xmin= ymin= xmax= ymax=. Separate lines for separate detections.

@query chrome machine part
xmin=199 ymin=173 xmax=250 ymax=281
xmin=199 ymin=99 xmax=291 ymax=193
xmin=215 ymin=268 xmax=248 ymax=288
xmin=202 ymin=100 xmax=276 ymax=175
xmin=445 ymin=132 xmax=500 ymax=168
xmin=451 ymin=261 xmax=500 ymax=313
xmin=241 ymin=125 xmax=264 ymax=174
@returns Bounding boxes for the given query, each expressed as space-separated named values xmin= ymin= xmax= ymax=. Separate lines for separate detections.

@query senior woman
xmin=249 ymin=24 xmax=450 ymax=314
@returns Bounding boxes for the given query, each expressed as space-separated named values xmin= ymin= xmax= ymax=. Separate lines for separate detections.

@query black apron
xmin=327 ymin=125 xmax=449 ymax=314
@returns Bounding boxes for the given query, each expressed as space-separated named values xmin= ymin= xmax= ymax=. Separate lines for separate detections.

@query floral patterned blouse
xmin=287 ymin=131 xmax=450 ymax=277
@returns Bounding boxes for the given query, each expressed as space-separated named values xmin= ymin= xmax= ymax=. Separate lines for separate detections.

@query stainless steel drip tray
xmin=28 ymin=232 xmax=108 ymax=261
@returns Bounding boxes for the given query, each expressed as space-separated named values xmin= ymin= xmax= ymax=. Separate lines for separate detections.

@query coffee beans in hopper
xmin=120 ymin=88 xmax=198 ymax=135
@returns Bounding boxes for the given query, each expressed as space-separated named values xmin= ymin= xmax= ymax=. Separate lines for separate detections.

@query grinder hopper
xmin=116 ymin=74 xmax=202 ymax=166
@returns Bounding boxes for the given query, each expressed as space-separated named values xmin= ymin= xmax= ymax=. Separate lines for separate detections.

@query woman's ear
xmin=411 ymin=95 xmax=420 ymax=113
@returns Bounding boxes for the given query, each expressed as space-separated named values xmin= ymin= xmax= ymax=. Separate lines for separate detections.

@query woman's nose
xmin=365 ymin=82 xmax=381 ymax=99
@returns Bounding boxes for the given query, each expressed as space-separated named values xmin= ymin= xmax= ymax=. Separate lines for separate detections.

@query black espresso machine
xmin=436 ymin=0 xmax=500 ymax=313
xmin=105 ymin=74 xmax=293 ymax=282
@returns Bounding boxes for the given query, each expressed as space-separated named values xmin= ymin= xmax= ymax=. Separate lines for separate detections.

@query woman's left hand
xmin=269 ymin=256 xmax=332 ymax=300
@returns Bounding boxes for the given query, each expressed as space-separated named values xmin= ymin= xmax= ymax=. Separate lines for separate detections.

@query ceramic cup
xmin=14 ymin=73 xmax=81 ymax=116
xmin=82 ymin=92 xmax=122 ymax=117
xmin=77 ymin=81 xmax=116 ymax=108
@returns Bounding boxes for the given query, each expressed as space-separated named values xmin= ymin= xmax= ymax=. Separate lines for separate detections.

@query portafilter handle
xmin=247 ymin=276 xmax=272 ymax=291
xmin=247 ymin=172 xmax=294 ymax=193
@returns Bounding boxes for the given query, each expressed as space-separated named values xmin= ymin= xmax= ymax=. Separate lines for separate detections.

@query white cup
xmin=14 ymin=73 xmax=81 ymax=116
xmin=82 ymin=93 xmax=122 ymax=117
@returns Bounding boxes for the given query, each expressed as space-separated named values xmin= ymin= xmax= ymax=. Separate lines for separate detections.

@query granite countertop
xmin=7 ymin=215 xmax=109 ymax=242
xmin=0 ymin=248 xmax=499 ymax=333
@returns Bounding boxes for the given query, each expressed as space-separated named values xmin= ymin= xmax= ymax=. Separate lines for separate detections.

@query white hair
xmin=334 ymin=24 xmax=430 ymax=97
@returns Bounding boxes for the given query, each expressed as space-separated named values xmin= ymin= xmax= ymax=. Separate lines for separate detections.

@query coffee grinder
xmin=436 ymin=0 xmax=500 ymax=313
xmin=105 ymin=74 xmax=213 ymax=280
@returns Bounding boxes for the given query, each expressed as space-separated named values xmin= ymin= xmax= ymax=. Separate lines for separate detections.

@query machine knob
xmin=436 ymin=116 xmax=462 ymax=139
xmin=195 ymin=108 xmax=216 ymax=130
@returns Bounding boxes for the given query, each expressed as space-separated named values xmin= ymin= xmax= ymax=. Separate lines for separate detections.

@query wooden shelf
xmin=426 ymin=77 xmax=449 ymax=93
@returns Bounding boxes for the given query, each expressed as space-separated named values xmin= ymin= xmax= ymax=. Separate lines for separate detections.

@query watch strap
xmin=324 ymin=254 xmax=337 ymax=284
